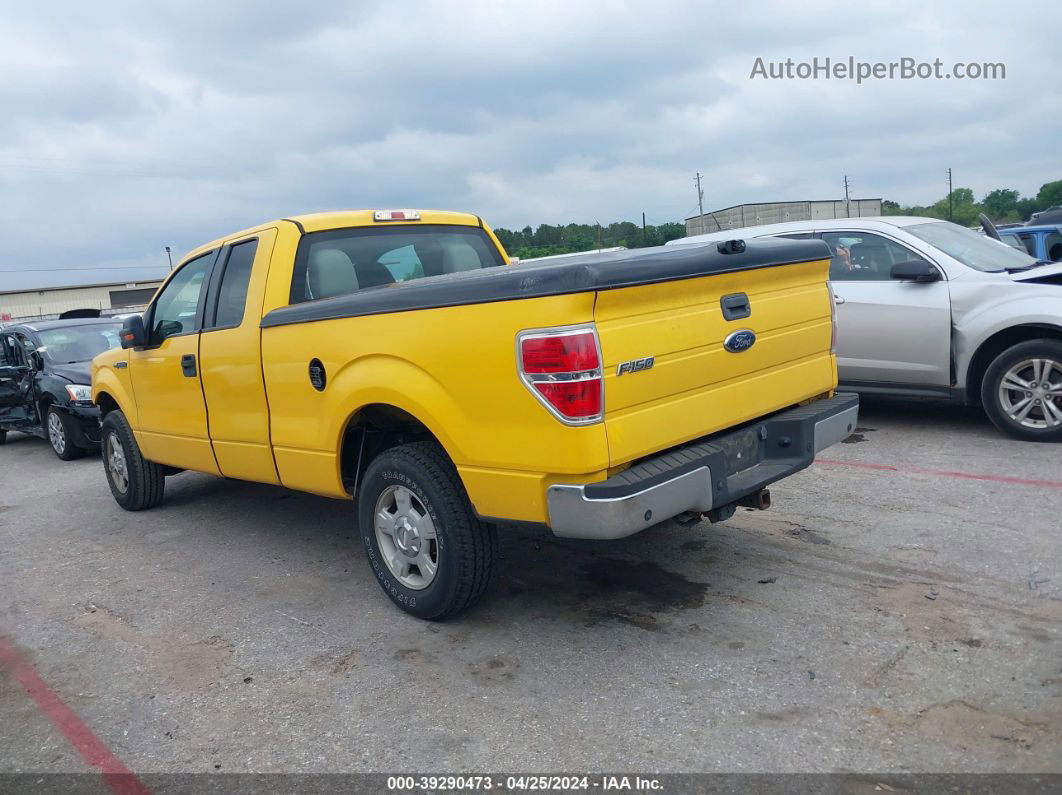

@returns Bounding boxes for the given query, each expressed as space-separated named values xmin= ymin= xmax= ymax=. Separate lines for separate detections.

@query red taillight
xmin=520 ymin=331 xmax=600 ymax=373
xmin=518 ymin=328 xmax=603 ymax=424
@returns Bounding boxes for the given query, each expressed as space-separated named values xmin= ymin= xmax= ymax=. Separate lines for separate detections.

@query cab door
xmin=0 ymin=333 xmax=32 ymax=424
xmin=197 ymin=229 xmax=280 ymax=484
xmin=822 ymin=230 xmax=952 ymax=389
xmin=128 ymin=251 xmax=220 ymax=474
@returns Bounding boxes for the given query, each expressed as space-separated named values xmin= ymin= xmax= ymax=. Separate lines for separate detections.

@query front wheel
xmin=357 ymin=441 xmax=497 ymax=620
xmin=101 ymin=410 xmax=166 ymax=510
xmin=982 ymin=339 xmax=1062 ymax=442
xmin=46 ymin=407 xmax=87 ymax=461
xmin=0 ymin=429 xmax=7 ymax=445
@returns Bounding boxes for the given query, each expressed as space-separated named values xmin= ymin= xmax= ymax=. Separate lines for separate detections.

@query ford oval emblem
xmin=723 ymin=329 xmax=757 ymax=353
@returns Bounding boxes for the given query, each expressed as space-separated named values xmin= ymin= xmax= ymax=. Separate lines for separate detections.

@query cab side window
xmin=1016 ymin=233 xmax=1037 ymax=256
xmin=821 ymin=232 xmax=930 ymax=281
xmin=212 ymin=240 xmax=258 ymax=328
xmin=149 ymin=253 xmax=214 ymax=345
xmin=1045 ymin=231 xmax=1062 ymax=262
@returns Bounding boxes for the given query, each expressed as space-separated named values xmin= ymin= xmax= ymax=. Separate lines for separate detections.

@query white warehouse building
xmin=0 ymin=279 xmax=163 ymax=323
xmin=686 ymin=198 xmax=883 ymax=237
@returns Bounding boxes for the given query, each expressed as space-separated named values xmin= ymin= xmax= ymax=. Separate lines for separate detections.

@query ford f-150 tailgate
xmin=592 ymin=239 xmax=837 ymax=466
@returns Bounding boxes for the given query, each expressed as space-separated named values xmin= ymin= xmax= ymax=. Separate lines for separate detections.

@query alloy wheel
xmin=998 ymin=357 xmax=1062 ymax=430
xmin=47 ymin=411 xmax=66 ymax=455
xmin=106 ymin=431 xmax=129 ymax=493
xmin=373 ymin=485 xmax=439 ymax=590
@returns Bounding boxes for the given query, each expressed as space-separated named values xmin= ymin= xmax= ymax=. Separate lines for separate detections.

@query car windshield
xmin=906 ymin=222 xmax=1038 ymax=273
xmin=37 ymin=323 xmax=123 ymax=363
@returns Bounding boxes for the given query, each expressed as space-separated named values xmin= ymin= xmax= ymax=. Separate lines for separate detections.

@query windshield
xmin=37 ymin=323 xmax=123 ymax=363
xmin=906 ymin=221 xmax=1038 ymax=272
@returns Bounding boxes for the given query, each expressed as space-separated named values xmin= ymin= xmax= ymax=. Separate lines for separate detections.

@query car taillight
xmin=518 ymin=327 xmax=603 ymax=424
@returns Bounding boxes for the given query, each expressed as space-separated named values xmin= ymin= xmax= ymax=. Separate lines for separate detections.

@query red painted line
xmin=816 ymin=458 xmax=1062 ymax=490
xmin=0 ymin=635 xmax=151 ymax=795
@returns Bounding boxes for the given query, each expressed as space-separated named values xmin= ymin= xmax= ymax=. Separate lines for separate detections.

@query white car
xmin=670 ymin=217 xmax=1062 ymax=441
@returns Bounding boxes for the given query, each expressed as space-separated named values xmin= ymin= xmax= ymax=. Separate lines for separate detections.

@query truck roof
xmin=181 ymin=209 xmax=484 ymax=265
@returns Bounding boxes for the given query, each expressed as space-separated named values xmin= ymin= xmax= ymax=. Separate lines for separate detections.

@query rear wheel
xmin=101 ymin=410 xmax=166 ymax=510
xmin=46 ymin=407 xmax=87 ymax=461
xmin=357 ymin=441 xmax=497 ymax=620
xmin=0 ymin=429 xmax=6 ymax=444
xmin=982 ymin=339 xmax=1062 ymax=442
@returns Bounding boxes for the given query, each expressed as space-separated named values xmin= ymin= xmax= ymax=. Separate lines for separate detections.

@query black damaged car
xmin=0 ymin=318 xmax=123 ymax=459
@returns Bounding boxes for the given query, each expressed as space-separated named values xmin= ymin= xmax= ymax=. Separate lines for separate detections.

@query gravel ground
xmin=1 ymin=398 xmax=1060 ymax=776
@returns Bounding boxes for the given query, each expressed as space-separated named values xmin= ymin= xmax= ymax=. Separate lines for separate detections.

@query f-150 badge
xmin=617 ymin=356 xmax=655 ymax=376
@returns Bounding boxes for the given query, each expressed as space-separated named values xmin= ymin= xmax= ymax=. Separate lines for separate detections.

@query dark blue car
xmin=0 ymin=318 xmax=123 ymax=459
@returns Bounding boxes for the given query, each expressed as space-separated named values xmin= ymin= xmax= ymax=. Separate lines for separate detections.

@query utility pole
xmin=165 ymin=246 xmax=173 ymax=271
xmin=947 ymin=168 xmax=954 ymax=221
xmin=694 ymin=172 xmax=705 ymax=230
xmin=641 ymin=212 xmax=647 ymax=246
xmin=843 ymin=175 xmax=851 ymax=217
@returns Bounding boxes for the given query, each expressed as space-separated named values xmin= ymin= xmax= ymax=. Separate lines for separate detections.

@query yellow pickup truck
xmin=92 ymin=209 xmax=857 ymax=619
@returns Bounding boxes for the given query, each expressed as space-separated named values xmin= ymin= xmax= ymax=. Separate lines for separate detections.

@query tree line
xmin=493 ymin=178 xmax=1061 ymax=260
xmin=493 ymin=221 xmax=687 ymax=260
xmin=883 ymin=179 xmax=1062 ymax=227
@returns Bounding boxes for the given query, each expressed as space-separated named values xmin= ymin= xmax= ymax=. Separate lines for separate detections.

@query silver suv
xmin=671 ymin=217 xmax=1062 ymax=442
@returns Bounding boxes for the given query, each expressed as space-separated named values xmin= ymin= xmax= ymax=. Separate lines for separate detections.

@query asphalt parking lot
xmin=1 ymin=399 xmax=1060 ymax=776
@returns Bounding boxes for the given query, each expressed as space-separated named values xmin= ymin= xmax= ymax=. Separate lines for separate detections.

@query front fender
xmin=91 ymin=352 xmax=137 ymax=427
xmin=952 ymin=284 xmax=1062 ymax=385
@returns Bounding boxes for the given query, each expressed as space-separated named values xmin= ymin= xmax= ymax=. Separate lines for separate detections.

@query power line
xmin=0 ymin=266 xmax=169 ymax=273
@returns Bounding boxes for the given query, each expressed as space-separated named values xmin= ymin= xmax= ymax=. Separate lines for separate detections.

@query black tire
xmin=0 ymin=429 xmax=7 ymax=444
xmin=981 ymin=338 xmax=1062 ymax=442
xmin=357 ymin=441 xmax=497 ymax=620
xmin=46 ymin=406 xmax=88 ymax=461
xmin=100 ymin=410 xmax=166 ymax=510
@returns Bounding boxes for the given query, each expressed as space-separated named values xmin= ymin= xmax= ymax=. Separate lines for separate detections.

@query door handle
xmin=720 ymin=292 xmax=752 ymax=320
xmin=833 ymin=294 xmax=846 ymax=305
xmin=181 ymin=354 xmax=197 ymax=377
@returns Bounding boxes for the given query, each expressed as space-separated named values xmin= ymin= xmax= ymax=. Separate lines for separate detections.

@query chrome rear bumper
xmin=547 ymin=393 xmax=858 ymax=540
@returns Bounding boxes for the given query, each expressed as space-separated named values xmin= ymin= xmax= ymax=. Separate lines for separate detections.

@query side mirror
xmin=120 ymin=314 xmax=147 ymax=349
xmin=890 ymin=260 xmax=940 ymax=283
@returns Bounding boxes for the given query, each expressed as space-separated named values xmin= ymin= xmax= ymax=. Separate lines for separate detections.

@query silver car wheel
xmin=998 ymin=357 xmax=1062 ymax=430
xmin=106 ymin=431 xmax=129 ymax=494
xmin=47 ymin=411 xmax=66 ymax=455
xmin=373 ymin=485 xmax=438 ymax=590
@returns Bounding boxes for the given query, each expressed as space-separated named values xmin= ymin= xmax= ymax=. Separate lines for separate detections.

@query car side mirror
xmin=120 ymin=314 xmax=147 ymax=349
xmin=890 ymin=260 xmax=939 ymax=283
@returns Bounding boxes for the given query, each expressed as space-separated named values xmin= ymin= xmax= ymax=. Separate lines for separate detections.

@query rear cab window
xmin=290 ymin=225 xmax=505 ymax=304
xmin=209 ymin=239 xmax=259 ymax=329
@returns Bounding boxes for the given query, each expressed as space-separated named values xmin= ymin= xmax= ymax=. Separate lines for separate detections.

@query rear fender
xmin=328 ymin=354 xmax=466 ymax=463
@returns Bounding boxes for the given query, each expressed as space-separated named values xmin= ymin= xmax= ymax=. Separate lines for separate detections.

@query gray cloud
xmin=1 ymin=0 xmax=1058 ymax=289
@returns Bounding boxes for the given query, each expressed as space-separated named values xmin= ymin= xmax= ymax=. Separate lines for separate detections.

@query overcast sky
xmin=1 ymin=0 xmax=1059 ymax=289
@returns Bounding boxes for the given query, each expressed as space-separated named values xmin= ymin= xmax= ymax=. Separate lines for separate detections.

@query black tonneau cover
xmin=260 ymin=237 xmax=831 ymax=329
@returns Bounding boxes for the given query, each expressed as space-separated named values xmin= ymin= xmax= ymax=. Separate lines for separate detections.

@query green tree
xmin=1036 ymin=180 xmax=1062 ymax=209
xmin=981 ymin=189 xmax=1020 ymax=222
